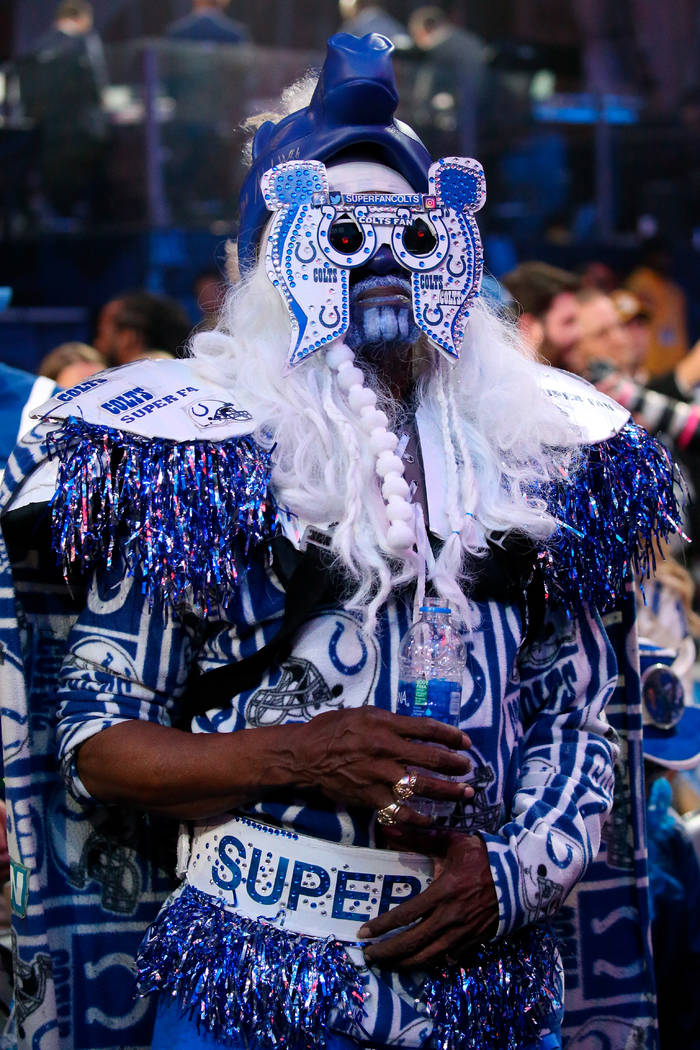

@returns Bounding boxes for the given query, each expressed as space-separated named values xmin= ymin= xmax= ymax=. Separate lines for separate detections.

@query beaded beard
xmin=261 ymin=156 xmax=486 ymax=367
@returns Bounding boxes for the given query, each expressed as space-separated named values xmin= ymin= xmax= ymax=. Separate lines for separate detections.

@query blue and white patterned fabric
xmin=0 ymin=364 xmax=55 ymax=478
xmin=56 ymin=555 xmax=616 ymax=854
xmin=554 ymin=592 xmax=660 ymax=1049
xmin=0 ymin=428 xmax=176 ymax=1050
xmin=53 ymin=537 xmax=616 ymax=1049
xmin=0 ymin=371 xmax=677 ymax=1049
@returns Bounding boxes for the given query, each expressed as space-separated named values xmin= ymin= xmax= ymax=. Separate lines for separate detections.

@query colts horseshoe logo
xmin=446 ymin=254 xmax=467 ymax=279
xmin=295 ymin=240 xmax=317 ymax=264
xmin=319 ymin=305 xmax=341 ymax=329
xmin=547 ymin=830 xmax=574 ymax=870
xmin=329 ymin=620 xmax=368 ymax=676
xmin=423 ymin=304 xmax=444 ymax=326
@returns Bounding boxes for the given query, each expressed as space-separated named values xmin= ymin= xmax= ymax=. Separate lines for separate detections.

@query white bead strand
xmin=325 ymin=340 xmax=416 ymax=555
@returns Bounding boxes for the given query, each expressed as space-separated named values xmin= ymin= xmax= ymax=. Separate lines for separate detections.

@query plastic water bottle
xmin=397 ymin=598 xmax=466 ymax=818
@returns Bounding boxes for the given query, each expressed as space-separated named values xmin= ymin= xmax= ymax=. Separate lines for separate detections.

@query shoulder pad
xmin=541 ymin=420 xmax=682 ymax=610
xmin=32 ymin=358 xmax=258 ymax=442
xmin=536 ymin=364 xmax=630 ymax=445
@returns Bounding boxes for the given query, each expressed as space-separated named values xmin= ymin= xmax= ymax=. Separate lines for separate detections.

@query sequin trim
xmin=46 ymin=417 xmax=680 ymax=616
xmin=422 ymin=925 xmax=561 ymax=1050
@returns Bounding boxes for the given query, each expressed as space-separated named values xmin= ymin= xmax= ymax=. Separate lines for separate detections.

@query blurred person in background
xmin=408 ymin=6 xmax=488 ymax=157
xmin=645 ymin=338 xmax=700 ymax=409
xmin=29 ymin=0 xmax=104 ymax=61
xmin=649 ymin=341 xmax=700 ymax=407
xmin=567 ymin=289 xmax=700 ymax=572
xmin=18 ymin=0 xmax=108 ymax=224
xmin=573 ymin=288 xmax=700 ymax=454
xmin=165 ymin=0 xmax=250 ymax=45
xmin=501 ymin=262 xmax=581 ymax=366
xmin=578 ymin=260 xmax=619 ymax=296
xmin=637 ymin=631 xmax=700 ymax=1048
xmin=192 ymin=268 xmax=227 ymax=330
xmin=582 ymin=289 xmax=700 ymax=413
xmin=162 ymin=2 xmax=249 ymax=222
xmin=566 ymin=288 xmax=634 ymax=377
xmin=636 ymin=556 xmax=700 ymax=819
xmin=626 ymin=236 xmax=689 ymax=378
xmin=93 ymin=291 xmax=192 ymax=366
xmin=610 ymin=289 xmax=652 ymax=377
xmin=610 ymin=290 xmax=700 ymax=402
xmin=37 ymin=342 xmax=106 ymax=388
xmin=338 ymin=1 xmax=411 ymax=50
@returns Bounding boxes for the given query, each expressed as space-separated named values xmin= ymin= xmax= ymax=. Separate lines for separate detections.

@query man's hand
xmin=296 ymin=707 xmax=473 ymax=826
xmin=358 ymin=832 xmax=499 ymax=968
xmin=76 ymin=709 xmax=472 ymax=821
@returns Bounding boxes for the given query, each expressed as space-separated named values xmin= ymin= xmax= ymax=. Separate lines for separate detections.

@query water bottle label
xmin=397 ymin=678 xmax=462 ymax=723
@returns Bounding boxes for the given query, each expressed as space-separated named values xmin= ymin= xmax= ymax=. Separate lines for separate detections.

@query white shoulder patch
xmin=536 ymin=364 xmax=630 ymax=444
xmin=31 ymin=358 xmax=259 ymax=442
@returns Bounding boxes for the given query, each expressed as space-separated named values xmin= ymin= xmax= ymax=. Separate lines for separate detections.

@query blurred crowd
xmin=3 ymin=2 xmax=494 ymax=231
xmin=4 ymin=0 xmax=699 ymax=243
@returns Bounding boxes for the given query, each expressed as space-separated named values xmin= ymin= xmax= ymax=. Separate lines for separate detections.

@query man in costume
xmin=0 ymin=34 xmax=680 ymax=1050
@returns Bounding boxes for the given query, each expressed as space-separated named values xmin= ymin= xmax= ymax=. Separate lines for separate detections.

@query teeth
xmin=357 ymin=290 xmax=410 ymax=304
xmin=360 ymin=306 xmax=407 ymax=344
xmin=363 ymin=307 xmax=380 ymax=342
xmin=379 ymin=308 xmax=398 ymax=341
xmin=346 ymin=303 xmax=417 ymax=350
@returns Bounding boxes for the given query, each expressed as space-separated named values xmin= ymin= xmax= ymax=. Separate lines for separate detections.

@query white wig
xmin=189 ymin=258 xmax=581 ymax=632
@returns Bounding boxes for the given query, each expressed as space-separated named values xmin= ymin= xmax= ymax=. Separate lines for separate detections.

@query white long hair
xmin=189 ymin=259 xmax=581 ymax=631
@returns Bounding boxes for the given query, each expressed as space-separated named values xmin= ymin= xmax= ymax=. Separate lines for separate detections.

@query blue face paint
xmin=344 ymin=274 xmax=420 ymax=354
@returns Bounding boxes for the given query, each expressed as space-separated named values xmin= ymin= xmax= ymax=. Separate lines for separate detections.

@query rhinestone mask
xmin=261 ymin=157 xmax=486 ymax=368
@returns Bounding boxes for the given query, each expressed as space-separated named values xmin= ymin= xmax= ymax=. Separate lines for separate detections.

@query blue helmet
xmin=237 ymin=33 xmax=432 ymax=273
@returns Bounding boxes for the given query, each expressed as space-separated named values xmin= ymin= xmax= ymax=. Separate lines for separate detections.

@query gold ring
xmin=392 ymin=772 xmax=418 ymax=802
xmin=377 ymin=801 xmax=402 ymax=826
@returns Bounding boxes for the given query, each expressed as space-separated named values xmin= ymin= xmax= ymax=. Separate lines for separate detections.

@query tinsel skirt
xmin=136 ymin=883 xmax=562 ymax=1050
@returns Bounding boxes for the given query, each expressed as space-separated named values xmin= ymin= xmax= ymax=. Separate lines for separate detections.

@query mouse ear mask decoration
xmin=261 ymin=156 xmax=485 ymax=367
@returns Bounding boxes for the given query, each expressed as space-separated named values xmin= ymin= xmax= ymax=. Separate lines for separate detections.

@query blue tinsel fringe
xmin=47 ymin=417 xmax=679 ymax=616
xmin=47 ymin=418 xmax=277 ymax=612
xmin=421 ymin=925 xmax=561 ymax=1050
xmin=539 ymin=421 xmax=683 ymax=610
xmin=136 ymin=884 xmax=366 ymax=1050
xmin=136 ymin=884 xmax=560 ymax=1050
